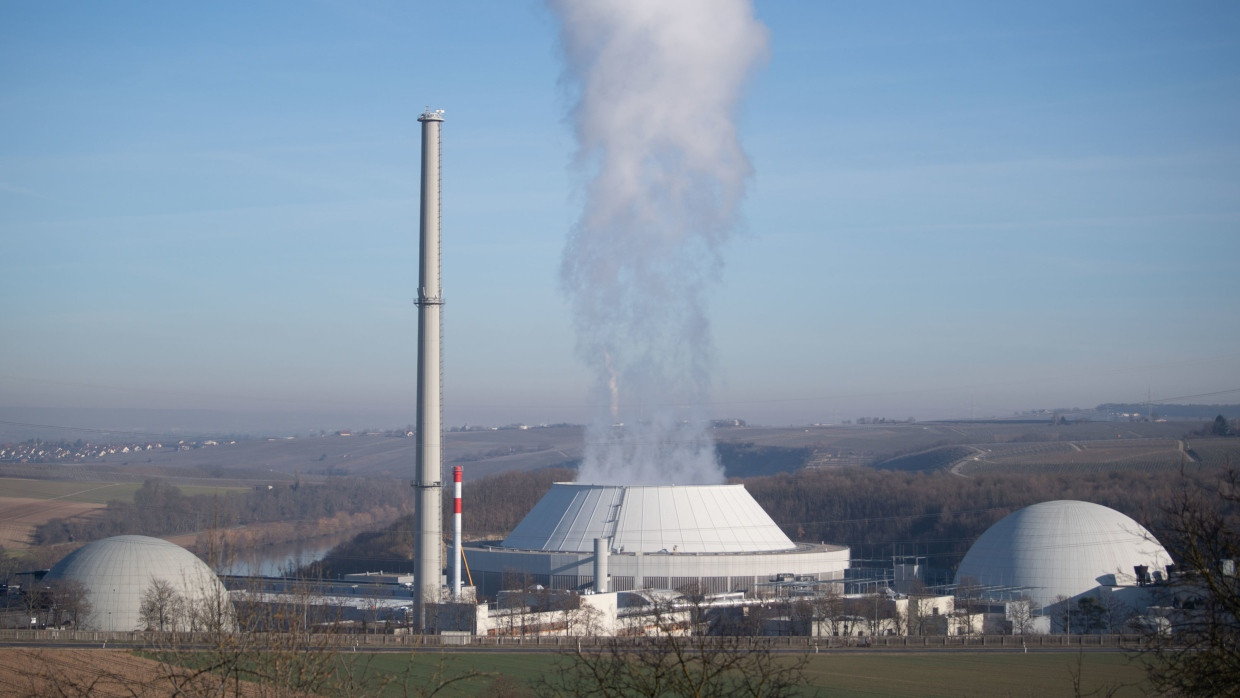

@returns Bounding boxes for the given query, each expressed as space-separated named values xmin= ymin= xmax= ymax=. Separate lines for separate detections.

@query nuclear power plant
xmin=19 ymin=118 xmax=1186 ymax=642
xmin=465 ymin=483 xmax=850 ymax=597
xmin=407 ymin=107 xmax=849 ymax=606
xmin=402 ymin=108 xmax=1175 ymax=639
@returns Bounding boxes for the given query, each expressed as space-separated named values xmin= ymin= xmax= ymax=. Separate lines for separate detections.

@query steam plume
xmin=550 ymin=0 xmax=768 ymax=485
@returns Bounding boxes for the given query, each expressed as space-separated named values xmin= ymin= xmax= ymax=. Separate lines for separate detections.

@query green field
xmin=0 ymin=478 xmax=248 ymax=504
xmin=799 ymin=652 xmax=1148 ymax=697
xmin=343 ymin=650 xmax=1151 ymax=697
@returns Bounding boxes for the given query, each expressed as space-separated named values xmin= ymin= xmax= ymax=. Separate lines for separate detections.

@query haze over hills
xmin=2 ymin=402 xmax=1237 ymax=443
xmin=4 ymin=413 xmax=1235 ymax=486
xmin=0 ymin=406 xmax=416 ymax=442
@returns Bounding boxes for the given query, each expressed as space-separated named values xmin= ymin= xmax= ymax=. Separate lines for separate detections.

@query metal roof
xmin=500 ymin=483 xmax=797 ymax=554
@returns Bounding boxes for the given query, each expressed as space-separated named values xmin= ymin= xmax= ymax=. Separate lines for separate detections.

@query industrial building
xmin=466 ymin=483 xmax=850 ymax=597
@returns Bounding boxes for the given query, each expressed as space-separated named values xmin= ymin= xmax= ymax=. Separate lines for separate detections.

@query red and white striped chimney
xmin=452 ymin=465 xmax=462 ymax=599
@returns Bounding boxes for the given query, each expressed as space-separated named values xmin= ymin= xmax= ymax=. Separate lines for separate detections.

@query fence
xmin=0 ymin=628 xmax=1145 ymax=651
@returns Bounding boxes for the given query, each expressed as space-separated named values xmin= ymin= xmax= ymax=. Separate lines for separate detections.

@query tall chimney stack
xmin=414 ymin=107 xmax=445 ymax=630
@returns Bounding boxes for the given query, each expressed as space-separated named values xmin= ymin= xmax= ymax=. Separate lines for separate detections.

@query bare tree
xmin=499 ymin=570 xmax=540 ymax=636
xmin=13 ymin=519 xmax=491 ymax=696
xmin=1092 ymin=591 xmax=1132 ymax=634
xmin=139 ymin=578 xmax=186 ymax=631
xmin=20 ymin=584 xmax=48 ymax=629
xmin=1070 ymin=597 xmax=1106 ymax=635
xmin=572 ymin=602 xmax=607 ymax=637
xmin=538 ymin=592 xmax=813 ymax=698
xmin=953 ymin=576 xmax=984 ymax=636
xmin=905 ymin=595 xmax=926 ymax=636
xmin=1007 ymin=598 xmax=1035 ymax=635
xmin=136 ymin=576 xmax=383 ymax=696
xmin=739 ymin=603 xmax=772 ymax=637
xmin=811 ymin=585 xmax=845 ymax=637
xmin=0 ymin=545 xmax=22 ymax=588
xmin=788 ymin=598 xmax=815 ymax=636
xmin=856 ymin=593 xmax=899 ymax=637
xmin=552 ymin=592 xmax=608 ymax=637
xmin=1138 ymin=467 xmax=1240 ymax=696
xmin=37 ymin=579 xmax=92 ymax=629
xmin=903 ymin=582 xmax=946 ymax=636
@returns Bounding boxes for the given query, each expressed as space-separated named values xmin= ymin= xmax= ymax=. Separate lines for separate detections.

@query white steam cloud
xmin=550 ymin=0 xmax=768 ymax=485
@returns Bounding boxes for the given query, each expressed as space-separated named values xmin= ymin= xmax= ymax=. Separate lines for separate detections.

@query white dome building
xmin=954 ymin=500 xmax=1172 ymax=610
xmin=467 ymin=483 xmax=849 ymax=596
xmin=44 ymin=535 xmax=233 ymax=632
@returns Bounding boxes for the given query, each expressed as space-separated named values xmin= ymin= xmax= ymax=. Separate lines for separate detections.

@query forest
xmin=744 ymin=466 xmax=1209 ymax=576
xmin=31 ymin=477 xmax=414 ymax=546
xmin=310 ymin=457 xmax=1236 ymax=583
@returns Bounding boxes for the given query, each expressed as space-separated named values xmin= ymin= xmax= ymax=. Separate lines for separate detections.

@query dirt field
xmin=0 ymin=478 xmax=252 ymax=550
xmin=0 ymin=479 xmax=144 ymax=549
xmin=0 ymin=649 xmax=171 ymax=697
xmin=0 ymin=479 xmax=143 ymax=504
xmin=0 ymin=648 xmax=276 ymax=697
xmin=0 ymin=495 xmax=105 ymax=548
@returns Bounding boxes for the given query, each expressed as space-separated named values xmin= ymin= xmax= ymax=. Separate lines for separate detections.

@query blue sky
xmin=2 ymin=1 xmax=1238 ymax=431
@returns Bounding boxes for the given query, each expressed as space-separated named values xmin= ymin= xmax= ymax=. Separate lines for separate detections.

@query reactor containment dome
xmin=43 ymin=535 xmax=233 ymax=632
xmin=467 ymin=483 xmax=849 ymax=596
xmin=953 ymin=500 xmax=1172 ymax=610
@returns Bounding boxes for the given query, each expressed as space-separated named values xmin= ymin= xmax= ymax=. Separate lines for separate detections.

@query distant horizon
xmin=1 ymin=400 xmax=1233 ymax=443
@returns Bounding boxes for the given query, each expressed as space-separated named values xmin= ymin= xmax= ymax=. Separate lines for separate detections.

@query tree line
xmin=32 ymin=477 xmax=414 ymax=546
xmin=310 ymin=461 xmax=1231 ymax=584
xmin=744 ymin=464 xmax=1227 ymax=574
xmin=50 ymin=440 xmax=1220 ymax=584
xmin=306 ymin=467 xmax=576 ymax=578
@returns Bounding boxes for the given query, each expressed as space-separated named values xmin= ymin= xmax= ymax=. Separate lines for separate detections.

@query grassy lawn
xmin=798 ymin=652 xmax=1148 ymax=697
xmin=353 ymin=651 xmax=555 ymax=696
xmin=0 ymin=478 xmax=141 ymax=503
xmin=335 ymin=650 xmax=1151 ymax=697
xmin=176 ymin=484 xmax=251 ymax=499
xmin=0 ymin=477 xmax=247 ymax=504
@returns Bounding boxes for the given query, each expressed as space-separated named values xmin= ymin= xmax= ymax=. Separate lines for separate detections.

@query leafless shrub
xmin=1137 ymin=468 xmax=1240 ymax=696
xmin=537 ymin=592 xmax=814 ymax=698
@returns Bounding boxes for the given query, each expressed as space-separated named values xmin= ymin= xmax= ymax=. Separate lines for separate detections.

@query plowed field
xmin=0 ymin=649 xmax=266 ymax=697
xmin=0 ymin=496 xmax=104 ymax=548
